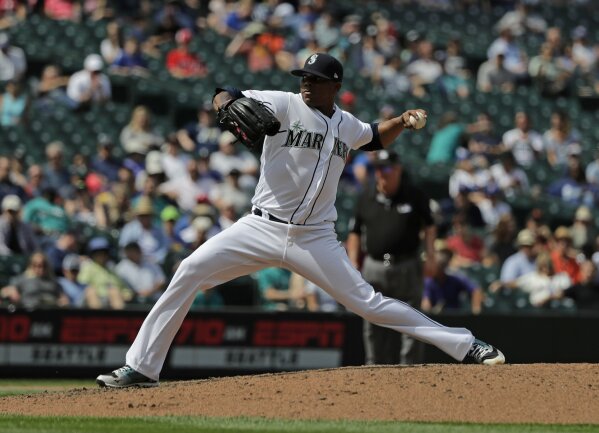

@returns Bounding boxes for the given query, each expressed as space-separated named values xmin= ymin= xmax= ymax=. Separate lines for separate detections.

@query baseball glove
xmin=216 ymin=97 xmax=281 ymax=149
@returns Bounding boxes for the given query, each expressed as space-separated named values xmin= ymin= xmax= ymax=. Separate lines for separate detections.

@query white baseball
xmin=409 ymin=111 xmax=427 ymax=129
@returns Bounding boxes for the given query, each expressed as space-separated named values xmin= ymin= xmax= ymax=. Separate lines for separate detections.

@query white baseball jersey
xmin=124 ymin=89 xmax=476 ymax=380
xmin=244 ymin=90 xmax=373 ymax=224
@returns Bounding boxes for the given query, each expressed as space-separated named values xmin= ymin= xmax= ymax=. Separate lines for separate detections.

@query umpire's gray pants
xmin=362 ymin=255 xmax=424 ymax=365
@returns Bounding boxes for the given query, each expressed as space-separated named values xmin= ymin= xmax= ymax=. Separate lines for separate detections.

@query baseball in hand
xmin=409 ymin=111 xmax=427 ymax=129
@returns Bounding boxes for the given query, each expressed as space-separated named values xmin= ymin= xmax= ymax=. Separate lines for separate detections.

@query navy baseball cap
xmin=291 ymin=53 xmax=343 ymax=82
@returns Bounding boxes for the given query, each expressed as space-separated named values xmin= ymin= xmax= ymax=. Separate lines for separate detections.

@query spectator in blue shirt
xmin=90 ymin=134 xmax=121 ymax=182
xmin=422 ymin=248 xmax=483 ymax=314
xmin=494 ymin=229 xmax=538 ymax=289
xmin=111 ymin=37 xmax=148 ymax=77
xmin=58 ymin=254 xmax=88 ymax=307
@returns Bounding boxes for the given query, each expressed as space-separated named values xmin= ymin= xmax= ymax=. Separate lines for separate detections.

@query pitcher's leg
xmin=126 ymin=218 xmax=280 ymax=380
xmin=286 ymin=233 xmax=474 ymax=361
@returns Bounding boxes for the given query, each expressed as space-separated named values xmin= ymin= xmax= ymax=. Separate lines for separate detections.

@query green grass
xmin=0 ymin=416 xmax=598 ymax=433
xmin=0 ymin=379 xmax=93 ymax=397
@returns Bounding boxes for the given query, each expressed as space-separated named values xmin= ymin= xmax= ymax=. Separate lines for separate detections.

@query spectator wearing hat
xmin=58 ymin=254 xmax=88 ymax=307
xmin=496 ymin=228 xmax=538 ymax=287
xmin=93 ymin=182 xmax=132 ymax=229
xmin=78 ymin=237 xmax=131 ymax=309
xmin=422 ymin=247 xmax=483 ymax=315
xmin=0 ymin=32 xmax=26 ymax=82
xmin=0 ymin=251 xmax=68 ymax=309
xmin=115 ymin=241 xmax=165 ymax=304
xmin=186 ymin=215 xmax=215 ymax=250
xmin=67 ymin=54 xmax=111 ymax=109
xmin=347 ymin=149 xmax=436 ymax=365
xmin=496 ymin=253 xmax=571 ymax=307
xmin=139 ymin=150 xmax=167 ymax=187
xmin=476 ymin=50 xmax=516 ymax=93
xmin=570 ymin=206 xmax=597 ymax=251
xmin=551 ymin=226 xmax=581 ymax=284
xmin=177 ymin=103 xmax=222 ymax=154
xmin=160 ymin=205 xmax=186 ymax=253
xmin=90 ymin=134 xmax=121 ymax=182
xmin=0 ymin=194 xmax=38 ymax=255
xmin=119 ymin=105 xmax=163 ymax=155
xmin=166 ymin=28 xmax=207 ymax=79
xmin=131 ymin=171 xmax=170 ymax=226
xmin=338 ymin=90 xmax=356 ymax=113
xmin=175 ymin=202 xmax=219 ymax=246
xmin=119 ymin=196 xmax=169 ymax=265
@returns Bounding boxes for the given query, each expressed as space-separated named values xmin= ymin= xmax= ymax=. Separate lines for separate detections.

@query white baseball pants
xmin=126 ymin=214 xmax=474 ymax=380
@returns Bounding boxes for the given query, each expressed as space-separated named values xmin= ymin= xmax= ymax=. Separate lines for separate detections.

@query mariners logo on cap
xmin=308 ymin=54 xmax=318 ymax=64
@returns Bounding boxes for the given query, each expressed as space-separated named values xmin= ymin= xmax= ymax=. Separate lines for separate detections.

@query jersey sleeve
xmin=242 ymin=89 xmax=290 ymax=122
xmin=343 ymin=112 xmax=375 ymax=150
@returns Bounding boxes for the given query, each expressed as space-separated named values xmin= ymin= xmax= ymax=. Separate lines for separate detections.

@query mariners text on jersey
xmin=283 ymin=121 xmax=349 ymax=160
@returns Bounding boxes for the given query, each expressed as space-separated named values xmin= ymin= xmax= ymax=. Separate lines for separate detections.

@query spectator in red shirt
xmin=166 ymin=28 xmax=207 ymax=79
xmin=446 ymin=212 xmax=485 ymax=268
xmin=551 ymin=226 xmax=581 ymax=284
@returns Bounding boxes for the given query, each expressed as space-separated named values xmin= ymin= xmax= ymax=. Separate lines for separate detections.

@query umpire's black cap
xmin=291 ymin=53 xmax=343 ymax=82
xmin=372 ymin=149 xmax=400 ymax=166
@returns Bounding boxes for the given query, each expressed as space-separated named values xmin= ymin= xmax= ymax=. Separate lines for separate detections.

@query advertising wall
xmin=1 ymin=309 xmax=599 ymax=378
xmin=0 ymin=309 xmax=365 ymax=379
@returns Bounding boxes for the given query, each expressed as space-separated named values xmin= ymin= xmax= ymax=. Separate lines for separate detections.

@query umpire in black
xmin=347 ymin=149 xmax=437 ymax=365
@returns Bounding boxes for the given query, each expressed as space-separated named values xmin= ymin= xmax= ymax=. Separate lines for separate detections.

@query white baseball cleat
xmin=465 ymin=339 xmax=506 ymax=365
xmin=96 ymin=365 xmax=159 ymax=388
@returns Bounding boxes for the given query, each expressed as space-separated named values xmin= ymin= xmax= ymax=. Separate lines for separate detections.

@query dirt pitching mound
xmin=2 ymin=364 xmax=599 ymax=424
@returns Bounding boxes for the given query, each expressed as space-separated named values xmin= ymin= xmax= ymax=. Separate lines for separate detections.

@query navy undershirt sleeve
xmin=360 ymin=123 xmax=383 ymax=151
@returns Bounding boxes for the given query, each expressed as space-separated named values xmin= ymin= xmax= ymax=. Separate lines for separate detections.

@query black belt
xmin=252 ymin=208 xmax=292 ymax=224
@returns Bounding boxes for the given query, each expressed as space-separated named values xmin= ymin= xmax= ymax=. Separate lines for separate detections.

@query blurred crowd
xmin=0 ymin=0 xmax=598 ymax=313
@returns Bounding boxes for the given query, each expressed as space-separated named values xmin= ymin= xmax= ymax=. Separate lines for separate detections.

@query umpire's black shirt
xmin=349 ymin=173 xmax=434 ymax=260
